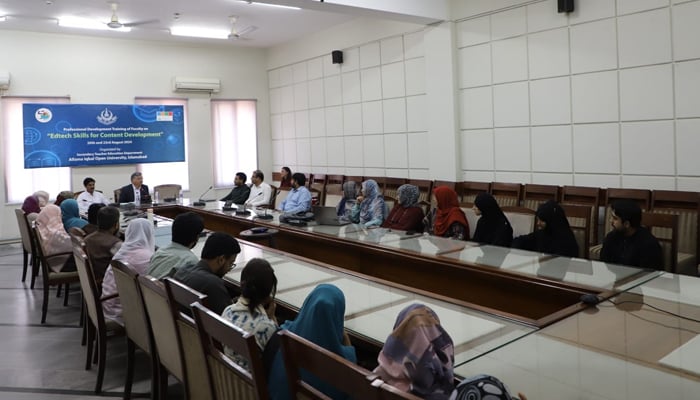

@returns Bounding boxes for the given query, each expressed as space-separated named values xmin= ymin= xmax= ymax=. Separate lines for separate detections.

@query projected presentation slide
xmin=23 ymin=103 xmax=185 ymax=168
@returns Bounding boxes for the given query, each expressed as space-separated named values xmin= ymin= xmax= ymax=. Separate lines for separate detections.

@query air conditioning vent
xmin=172 ymin=77 xmax=220 ymax=93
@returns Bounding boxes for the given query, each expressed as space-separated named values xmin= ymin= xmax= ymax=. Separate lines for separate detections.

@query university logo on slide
xmin=97 ymin=108 xmax=118 ymax=125
xmin=35 ymin=108 xmax=52 ymax=123
xmin=156 ymin=111 xmax=174 ymax=121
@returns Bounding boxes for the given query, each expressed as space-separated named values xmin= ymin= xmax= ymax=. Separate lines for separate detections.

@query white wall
xmin=266 ymin=0 xmax=700 ymax=191
xmin=0 ymin=29 xmax=270 ymax=241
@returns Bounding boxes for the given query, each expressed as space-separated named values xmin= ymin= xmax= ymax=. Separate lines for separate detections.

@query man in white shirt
xmin=244 ymin=169 xmax=272 ymax=207
xmin=76 ymin=177 xmax=107 ymax=215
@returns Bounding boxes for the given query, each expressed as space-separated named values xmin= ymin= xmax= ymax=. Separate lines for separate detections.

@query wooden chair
xmin=490 ymin=182 xmax=522 ymax=207
xmin=642 ymin=211 xmax=680 ymax=273
xmin=323 ymin=175 xmax=345 ymax=207
xmin=408 ymin=179 xmax=433 ymax=204
xmin=73 ymin=190 xmax=84 ymax=199
xmin=502 ymin=206 xmax=536 ymax=238
xmin=191 ymin=302 xmax=269 ymax=400
xmin=433 ymin=180 xmax=456 ymax=191
xmin=590 ymin=188 xmax=651 ymax=260
xmin=309 ymin=174 xmax=327 ymax=205
xmin=111 ymin=260 xmax=159 ymax=400
xmin=163 ymin=278 xmax=214 ymax=400
xmin=32 ymin=226 xmax=80 ymax=324
xmin=154 ymin=184 xmax=182 ymax=202
xmin=138 ymin=275 xmax=189 ymax=399
xmin=561 ymin=185 xmax=601 ymax=250
xmin=457 ymin=181 xmax=491 ymax=204
xmin=14 ymin=209 xmax=37 ymax=285
xmin=73 ymin=246 xmax=124 ymax=394
xmin=278 ymin=329 xmax=380 ymax=400
xmin=651 ymin=190 xmax=700 ymax=275
xmin=271 ymin=171 xmax=283 ymax=187
xmin=522 ymin=184 xmax=560 ymax=211
xmin=376 ymin=381 xmax=423 ymax=400
xmin=560 ymin=204 xmax=592 ymax=259
xmin=344 ymin=176 xmax=364 ymax=186
xmin=383 ymin=177 xmax=407 ymax=203
xmin=266 ymin=184 xmax=280 ymax=209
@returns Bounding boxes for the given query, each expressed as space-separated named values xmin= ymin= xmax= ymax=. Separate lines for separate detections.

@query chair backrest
xmin=502 ymin=206 xmax=536 ymax=238
xmin=113 ymin=188 xmax=122 ymax=203
xmin=73 ymin=190 xmax=84 ymax=199
xmin=73 ymin=246 xmax=104 ymax=330
xmin=310 ymin=174 xmax=327 ymax=205
xmin=651 ymin=190 xmax=700 ymax=259
xmin=268 ymin=184 xmax=279 ymax=208
xmin=642 ymin=211 xmax=679 ymax=273
xmin=522 ymin=184 xmax=560 ymax=211
xmin=163 ymin=278 xmax=213 ymax=400
xmin=377 ymin=381 xmax=424 ymax=400
xmin=407 ymin=179 xmax=433 ymax=204
xmin=601 ymin=188 xmax=652 ymax=238
xmin=14 ymin=209 xmax=34 ymax=254
xmin=561 ymin=185 xmax=601 ymax=246
xmin=560 ymin=204 xmax=592 ymax=259
xmin=111 ymin=260 xmax=153 ymax=355
xmin=383 ymin=177 xmax=407 ymax=201
xmin=433 ymin=180 xmax=456 ymax=191
xmin=324 ymin=175 xmax=345 ymax=207
xmin=459 ymin=203 xmax=478 ymax=239
xmin=138 ymin=275 xmax=186 ymax=382
xmin=271 ymin=171 xmax=282 ymax=187
xmin=278 ymin=329 xmax=380 ymax=400
xmin=154 ymin=184 xmax=182 ymax=201
xmin=456 ymin=181 xmax=491 ymax=204
xmin=274 ymin=187 xmax=290 ymax=209
xmin=490 ymin=182 xmax=522 ymax=207
xmin=191 ymin=302 xmax=268 ymax=400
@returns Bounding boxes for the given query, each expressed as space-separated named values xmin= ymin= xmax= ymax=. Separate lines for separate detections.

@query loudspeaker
xmin=331 ymin=50 xmax=343 ymax=64
xmin=558 ymin=0 xmax=574 ymax=13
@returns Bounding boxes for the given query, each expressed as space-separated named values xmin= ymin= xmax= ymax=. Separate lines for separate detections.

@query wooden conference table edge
xmin=154 ymin=205 xmax=633 ymax=328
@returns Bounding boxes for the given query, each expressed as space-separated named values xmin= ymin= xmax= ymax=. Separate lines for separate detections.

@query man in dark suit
xmin=118 ymin=171 xmax=151 ymax=204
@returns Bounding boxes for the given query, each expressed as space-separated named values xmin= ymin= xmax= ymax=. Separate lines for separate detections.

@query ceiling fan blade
xmin=123 ymin=19 xmax=160 ymax=28
xmin=236 ymin=25 xmax=257 ymax=36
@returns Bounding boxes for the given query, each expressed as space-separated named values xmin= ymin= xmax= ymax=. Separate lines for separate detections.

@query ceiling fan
xmin=106 ymin=2 xmax=158 ymax=29
xmin=228 ymin=15 xmax=257 ymax=40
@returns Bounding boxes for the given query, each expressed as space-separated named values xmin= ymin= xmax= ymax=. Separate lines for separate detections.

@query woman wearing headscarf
xmin=382 ymin=184 xmax=425 ymax=232
xmin=472 ymin=193 xmax=513 ymax=247
xmin=512 ymin=200 xmax=579 ymax=258
xmin=336 ymin=181 xmax=358 ymax=220
xmin=268 ymin=284 xmax=356 ymax=400
xmin=101 ymin=218 xmax=153 ymax=323
xmin=35 ymin=204 xmax=75 ymax=272
xmin=21 ymin=195 xmax=42 ymax=215
xmin=350 ymin=179 xmax=387 ymax=228
xmin=34 ymin=190 xmax=50 ymax=207
xmin=54 ymin=190 xmax=74 ymax=206
xmin=425 ymin=187 xmax=470 ymax=240
xmin=60 ymin=199 xmax=88 ymax=231
xmin=375 ymin=304 xmax=455 ymax=400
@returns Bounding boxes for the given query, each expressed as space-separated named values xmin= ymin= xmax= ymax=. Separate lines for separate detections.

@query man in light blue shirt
xmin=279 ymin=173 xmax=312 ymax=215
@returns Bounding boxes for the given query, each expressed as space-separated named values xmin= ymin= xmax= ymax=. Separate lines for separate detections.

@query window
xmin=134 ymin=97 xmax=190 ymax=190
xmin=211 ymin=99 xmax=258 ymax=188
xmin=2 ymin=96 xmax=71 ymax=203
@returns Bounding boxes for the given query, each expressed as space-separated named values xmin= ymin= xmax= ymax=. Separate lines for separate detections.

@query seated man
xmin=244 ymin=169 xmax=272 ymax=207
xmin=77 ymin=177 xmax=107 ymax=216
xmin=600 ymin=200 xmax=663 ymax=270
xmin=172 ymin=232 xmax=240 ymax=314
xmin=147 ymin=212 xmax=204 ymax=279
xmin=118 ymin=172 xmax=151 ymax=204
xmin=278 ymin=173 xmax=312 ymax=215
xmin=84 ymin=206 xmax=122 ymax=280
xmin=221 ymin=172 xmax=251 ymax=204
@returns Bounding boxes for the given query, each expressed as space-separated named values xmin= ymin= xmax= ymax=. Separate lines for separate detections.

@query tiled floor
xmin=0 ymin=243 xmax=180 ymax=399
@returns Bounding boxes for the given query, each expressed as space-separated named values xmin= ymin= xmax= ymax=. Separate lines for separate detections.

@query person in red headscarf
xmin=424 ymin=186 xmax=470 ymax=240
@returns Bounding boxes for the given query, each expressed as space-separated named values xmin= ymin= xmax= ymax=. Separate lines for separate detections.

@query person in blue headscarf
xmin=267 ymin=284 xmax=356 ymax=400
xmin=350 ymin=179 xmax=387 ymax=228
xmin=60 ymin=198 xmax=88 ymax=232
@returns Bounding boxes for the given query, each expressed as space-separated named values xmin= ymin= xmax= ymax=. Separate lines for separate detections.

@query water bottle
xmin=154 ymin=191 xmax=159 ymax=205
xmin=179 ymin=189 xmax=184 ymax=205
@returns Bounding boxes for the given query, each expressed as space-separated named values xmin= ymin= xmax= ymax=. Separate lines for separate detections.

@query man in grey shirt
xmin=147 ymin=212 xmax=204 ymax=279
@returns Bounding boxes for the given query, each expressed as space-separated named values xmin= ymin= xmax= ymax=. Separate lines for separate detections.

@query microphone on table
xmin=193 ymin=185 xmax=213 ymax=207
xmin=237 ymin=192 xmax=261 ymax=215
xmin=256 ymin=189 xmax=277 ymax=220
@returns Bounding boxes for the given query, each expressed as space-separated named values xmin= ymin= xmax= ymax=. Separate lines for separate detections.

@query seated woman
xmin=60 ymin=198 xmax=88 ymax=232
xmin=350 ymin=179 xmax=387 ymax=228
xmin=35 ymin=205 xmax=76 ymax=272
xmin=512 ymin=200 xmax=579 ymax=258
xmin=221 ymin=258 xmax=278 ymax=370
xmin=472 ymin=193 xmax=513 ymax=247
xmin=425 ymin=187 xmax=470 ymax=240
xmin=374 ymin=304 xmax=455 ymax=400
xmin=22 ymin=194 xmax=42 ymax=222
xmin=268 ymin=284 xmax=356 ymax=400
xmin=336 ymin=181 xmax=358 ymax=220
xmin=101 ymin=218 xmax=153 ymax=323
xmin=54 ymin=190 xmax=74 ymax=206
xmin=382 ymin=184 xmax=425 ymax=232
xmin=279 ymin=166 xmax=293 ymax=189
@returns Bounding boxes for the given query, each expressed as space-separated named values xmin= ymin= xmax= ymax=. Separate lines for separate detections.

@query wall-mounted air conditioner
xmin=172 ymin=77 xmax=220 ymax=93
xmin=0 ymin=72 xmax=10 ymax=90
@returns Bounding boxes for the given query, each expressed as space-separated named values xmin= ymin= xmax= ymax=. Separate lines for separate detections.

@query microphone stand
xmin=193 ymin=185 xmax=213 ymax=207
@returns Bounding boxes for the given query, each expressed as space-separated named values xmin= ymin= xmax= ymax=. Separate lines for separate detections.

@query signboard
xmin=23 ymin=103 xmax=185 ymax=168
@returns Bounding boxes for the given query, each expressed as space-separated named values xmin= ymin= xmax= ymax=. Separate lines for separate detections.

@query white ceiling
xmin=0 ymin=0 xmax=355 ymax=48
xmin=0 ymin=0 xmax=445 ymax=48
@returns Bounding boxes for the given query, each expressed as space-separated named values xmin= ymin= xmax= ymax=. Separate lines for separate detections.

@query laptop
xmin=313 ymin=205 xmax=351 ymax=226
